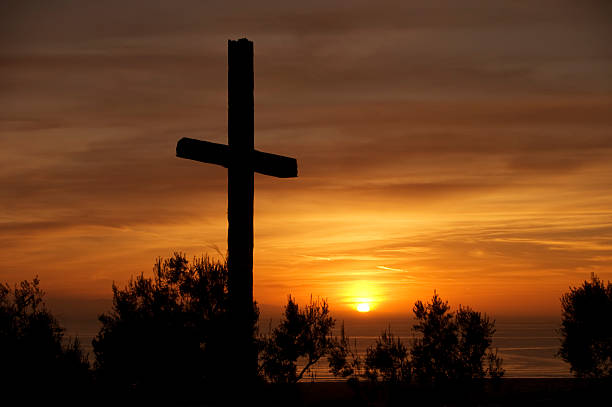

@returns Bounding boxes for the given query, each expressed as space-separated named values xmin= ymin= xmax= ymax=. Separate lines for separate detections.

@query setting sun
xmin=356 ymin=303 xmax=371 ymax=313
xmin=342 ymin=280 xmax=382 ymax=313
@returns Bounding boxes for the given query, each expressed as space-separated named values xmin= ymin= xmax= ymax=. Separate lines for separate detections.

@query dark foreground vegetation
xmin=559 ymin=273 xmax=612 ymax=378
xmin=0 ymin=278 xmax=91 ymax=403
xmin=1 ymin=254 xmax=611 ymax=405
xmin=288 ymin=378 xmax=609 ymax=407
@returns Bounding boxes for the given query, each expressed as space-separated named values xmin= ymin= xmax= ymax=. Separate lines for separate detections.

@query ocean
xmin=66 ymin=314 xmax=570 ymax=380
xmin=300 ymin=315 xmax=570 ymax=381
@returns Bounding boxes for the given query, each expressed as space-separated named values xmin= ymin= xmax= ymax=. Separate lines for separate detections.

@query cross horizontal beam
xmin=176 ymin=137 xmax=298 ymax=178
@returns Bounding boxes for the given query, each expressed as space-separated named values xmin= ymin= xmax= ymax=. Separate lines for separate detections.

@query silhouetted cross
xmin=175 ymin=38 xmax=297 ymax=381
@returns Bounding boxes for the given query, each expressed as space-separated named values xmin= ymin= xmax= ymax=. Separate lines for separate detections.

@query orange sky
xmin=1 ymin=1 xmax=611 ymax=319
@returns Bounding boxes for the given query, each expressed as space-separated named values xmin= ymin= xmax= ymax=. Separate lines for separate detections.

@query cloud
xmin=0 ymin=0 xmax=611 ymax=315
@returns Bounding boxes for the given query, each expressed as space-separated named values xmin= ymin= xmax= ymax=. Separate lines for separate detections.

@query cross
xmin=175 ymin=38 xmax=297 ymax=381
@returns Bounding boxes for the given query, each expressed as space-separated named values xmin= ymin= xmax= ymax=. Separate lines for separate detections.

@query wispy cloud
xmin=1 ymin=0 xmax=611 ymax=316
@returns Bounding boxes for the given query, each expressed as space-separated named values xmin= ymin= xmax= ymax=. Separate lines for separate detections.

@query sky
xmin=1 ymin=0 xmax=611 ymax=320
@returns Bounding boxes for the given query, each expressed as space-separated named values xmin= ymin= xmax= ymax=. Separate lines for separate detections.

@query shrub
xmin=486 ymin=347 xmax=505 ymax=379
xmin=92 ymin=253 xmax=256 ymax=396
xmin=455 ymin=306 xmax=497 ymax=379
xmin=411 ymin=292 xmax=459 ymax=383
xmin=559 ymin=273 xmax=612 ymax=378
xmin=260 ymin=296 xmax=335 ymax=383
xmin=328 ymin=322 xmax=362 ymax=381
xmin=364 ymin=327 xmax=410 ymax=383
xmin=0 ymin=277 xmax=90 ymax=400
xmin=411 ymin=292 xmax=501 ymax=384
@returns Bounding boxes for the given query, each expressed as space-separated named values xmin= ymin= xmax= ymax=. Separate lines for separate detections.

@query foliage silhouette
xmin=364 ymin=327 xmax=410 ymax=384
xmin=0 ymin=277 xmax=90 ymax=401
xmin=455 ymin=305 xmax=498 ymax=379
xmin=328 ymin=322 xmax=362 ymax=381
xmin=93 ymin=253 xmax=258 ymax=398
xmin=486 ymin=347 xmax=505 ymax=379
xmin=411 ymin=292 xmax=459 ymax=384
xmin=328 ymin=292 xmax=502 ymax=385
xmin=412 ymin=292 xmax=502 ymax=384
xmin=559 ymin=273 xmax=612 ymax=378
xmin=260 ymin=296 xmax=335 ymax=383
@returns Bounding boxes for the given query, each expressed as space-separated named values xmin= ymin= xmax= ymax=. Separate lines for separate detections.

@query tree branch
xmin=297 ymin=357 xmax=318 ymax=382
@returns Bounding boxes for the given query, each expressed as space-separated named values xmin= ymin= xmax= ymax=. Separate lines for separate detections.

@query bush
xmin=455 ymin=306 xmax=497 ymax=379
xmin=92 ymin=253 xmax=256 ymax=397
xmin=559 ymin=274 xmax=612 ymax=378
xmin=411 ymin=292 xmax=459 ymax=383
xmin=486 ymin=347 xmax=505 ymax=379
xmin=411 ymin=292 xmax=501 ymax=384
xmin=0 ymin=277 xmax=90 ymax=400
xmin=328 ymin=322 xmax=361 ymax=381
xmin=364 ymin=327 xmax=410 ymax=383
xmin=260 ymin=296 xmax=335 ymax=383
xmin=328 ymin=292 xmax=502 ymax=385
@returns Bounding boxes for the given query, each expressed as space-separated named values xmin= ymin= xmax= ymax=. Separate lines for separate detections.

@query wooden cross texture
xmin=176 ymin=38 xmax=297 ymax=380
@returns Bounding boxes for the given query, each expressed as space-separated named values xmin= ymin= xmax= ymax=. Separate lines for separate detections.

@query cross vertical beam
xmin=227 ymin=38 xmax=256 ymax=380
xmin=176 ymin=38 xmax=297 ymax=383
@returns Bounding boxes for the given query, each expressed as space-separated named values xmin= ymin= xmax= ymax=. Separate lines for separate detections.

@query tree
xmin=486 ymin=347 xmax=505 ymax=380
xmin=559 ymin=274 xmax=612 ymax=378
xmin=455 ymin=306 xmax=497 ymax=379
xmin=328 ymin=322 xmax=362 ymax=381
xmin=260 ymin=296 xmax=335 ymax=383
xmin=0 ymin=277 xmax=90 ymax=400
xmin=92 ymin=253 xmax=258 ymax=397
xmin=327 ymin=293 xmax=502 ymax=385
xmin=411 ymin=292 xmax=502 ymax=384
xmin=364 ymin=327 xmax=410 ymax=384
xmin=411 ymin=292 xmax=458 ymax=383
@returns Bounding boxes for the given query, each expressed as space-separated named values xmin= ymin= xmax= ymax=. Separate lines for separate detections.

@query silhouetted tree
xmin=455 ymin=306 xmax=497 ymax=379
xmin=411 ymin=292 xmax=458 ymax=384
xmin=364 ymin=327 xmax=410 ymax=384
xmin=327 ymin=293 xmax=502 ymax=386
xmin=559 ymin=274 xmax=612 ymax=378
xmin=486 ymin=347 xmax=505 ymax=379
xmin=93 ymin=253 xmax=257 ymax=398
xmin=411 ymin=292 xmax=501 ymax=384
xmin=0 ymin=277 xmax=90 ymax=401
xmin=260 ymin=296 xmax=334 ymax=383
xmin=328 ymin=322 xmax=362 ymax=381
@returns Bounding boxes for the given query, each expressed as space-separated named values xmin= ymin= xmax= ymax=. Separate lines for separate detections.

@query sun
xmin=356 ymin=303 xmax=371 ymax=313
xmin=343 ymin=280 xmax=381 ymax=313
